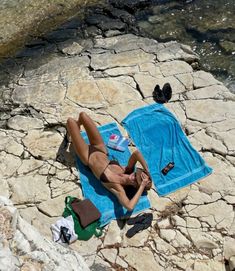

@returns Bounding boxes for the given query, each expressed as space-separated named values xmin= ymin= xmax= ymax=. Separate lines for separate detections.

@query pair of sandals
xmin=126 ymin=213 xmax=153 ymax=238
xmin=153 ymin=83 xmax=172 ymax=104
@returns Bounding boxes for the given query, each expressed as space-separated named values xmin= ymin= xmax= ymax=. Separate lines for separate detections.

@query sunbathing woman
xmin=66 ymin=112 xmax=151 ymax=211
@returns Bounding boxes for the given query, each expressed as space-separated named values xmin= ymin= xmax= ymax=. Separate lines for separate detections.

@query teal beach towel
xmin=122 ymin=103 xmax=212 ymax=196
xmin=76 ymin=122 xmax=151 ymax=227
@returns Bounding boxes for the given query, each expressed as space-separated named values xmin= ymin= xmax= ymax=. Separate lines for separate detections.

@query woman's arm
xmin=111 ymin=173 xmax=150 ymax=211
xmin=125 ymin=150 xmax=149 ymax=174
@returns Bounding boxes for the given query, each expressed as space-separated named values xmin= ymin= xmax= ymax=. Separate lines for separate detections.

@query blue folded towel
xmin=122 ymin=103 xmax=212 ymax=196
xmin=76 ymin=122 xmax=151 ymax=227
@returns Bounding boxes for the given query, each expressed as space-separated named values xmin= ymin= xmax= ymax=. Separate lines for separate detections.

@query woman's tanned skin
xmin=67 ymin=112 xmax=151 ymax=211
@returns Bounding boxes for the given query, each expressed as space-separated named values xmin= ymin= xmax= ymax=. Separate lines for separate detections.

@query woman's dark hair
xmin=135 ymin=168 xmax=152 ymax=191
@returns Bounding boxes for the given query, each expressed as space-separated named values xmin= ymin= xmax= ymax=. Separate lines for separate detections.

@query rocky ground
xmin=0 ymin=6 xmax=235 ymax=271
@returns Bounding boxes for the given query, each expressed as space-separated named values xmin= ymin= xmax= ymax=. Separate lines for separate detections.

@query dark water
xmin=135 ymin=0 xmax=235 ymax=93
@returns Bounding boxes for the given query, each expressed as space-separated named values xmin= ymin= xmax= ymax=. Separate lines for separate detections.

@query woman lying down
xmin=66 ymin=112 xmax=152 ymax=211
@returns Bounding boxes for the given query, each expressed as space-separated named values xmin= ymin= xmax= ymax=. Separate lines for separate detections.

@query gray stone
xmin=166 ymin=102 xmax=187 ymax=125
xmin=157 ymin=42 xmax=199 ymax=62
xmin=0 ymin=152 xmax=22 ymax=178
xmin=91 ymin=255 xmax=113 ymax=270
xmin=1 ymin=197 xmax=89 ymax=271
xmin=0 ymin=246 xmax=20 ymax=271
xmin=107 ymin=100 xmax=147 ymax=123
xmin=1 ymin=31 xmax=235 ymax=269
xmin=229 ymin=256 xmax=235 ymax=271
xmin=96 ymin=78 xmax=141 ymax=105
xmin=17 ymin=158 xmax=44 ymax=175
xmin=189 ymin=129 xmax=227 ymax=154
xmin=66 ymin=80 xmax=106 ymax=109
xmin=38 ymin=189 xmax=81 ymax=217
xmin=0 ymin=0 xmax=93 ymax=57
xmin=193 ymin=70 xmax=221 ymax=88
xmin=134 ymin=73 xmax=159 ymax=97
xmin=171 ymin=215 xmax=186 ymax=228
xmin=224 ymin=237 xmax=235 ymax=259
xmin=9 ymin=175 xmax=50 ymax=204
xmin=224 ymin=195 xmax=235 ymax=204
xmin=11 ymin=229 xmax=31 ymax=254
xmin=171 ymin=230 xmax=191 ymax=248
xmin=58 ymin=41 xmax=84 ymax=55
xmin=139 ymin=62 xmax=162 ymax=77
xmin=104 ymin=221 xmax=122 ymax=246
xmin=157 ymin=218 xmax=171 ymax=229
xmin=160 ymin=229 xmax=176 ymax=242
xmin=38 ymin=196 xmax=66 ymax=217
xmin=123 ymin=225 xmax=149 ymax=247
xmin=100 ymin=248 xmax=117 ymax=264
xmin=184 ymin=99 xmax=235 ymax=123
xmin=70 ymin=236 xmax=102 ymax=263
xmin=213 ymin=130 xmax=235 ymax=154
xmin=208 ymin=155 xmax=235 ymax=179
xmin=12 ymin=80 xmax=66 ymax=107
xmin=201 ymin=173 xmax=234 ymax=198
xmin=0 ymin=132 xmax=24 ymax=157
xmin=134 ymin=73 xmax=185 ymax=97
xmin=166 ymin=186 xmax=191 ymax=204
xmin=185 ymin=200 xmax=234 ymax=230
xmin=17 ymin=217 xmax=90 ymax=271
xmin=185 ymin=217 xmax=201 ymax=229
xmin=148 ymin=189 xmax=173 ymax=212
xmin=24 ymin=55 xmax=89 ymax=79
xmin=105 ymin=66 xmax=139 ymax=76
xmin=91 ymin=49 xmax=155 ymax=70
xmin=19 ymin=206 xmax=57 ymax=239
xmin=169 ymin=256 xmax=195 ymax=270
xmin=154 ymin=236 xmax=177 ymax=255
xmin=188 ymin=229 xmax=219 ymax=250
xmin=22 ymin=130 xmax=62 ymax=160
xmin=94 ymin=34 xmax=141 ymax=52
xmin=193 ymin=260 xmax=226 ymax=271
xmin=7 ymin=115 xmax=44 ymax=131
xmin=116 ymin=256 xmax=128 ymax=269
xmin=50 ymin=178 xmax=80 ymax=198
xmin=159 ymin=60 xmax=193 ymax=77
xmin=175 ymin=73 xmax=194 ymax=90
xmin=0 ymin=179 xmax=10 ymax=198
xmin=219 ymin=41 xmax=235 ymax=54
xmin=119 ymin=247 xmax=163 ymax=271
xmin=186 ymin=84 xmax=231 ymax=100
xmin=105 ymin=30 xmax=122 ymax=37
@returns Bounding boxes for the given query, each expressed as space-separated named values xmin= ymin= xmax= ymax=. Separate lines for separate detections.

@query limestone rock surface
xmin=0 ymin=197 xmax=90 ymax=271
xmin=0 ymin=31 xmax=234 ymax=271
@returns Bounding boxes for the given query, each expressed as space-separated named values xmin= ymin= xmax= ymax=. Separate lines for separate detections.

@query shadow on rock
xmin=56 ymin=136 xmax=76 ymax=168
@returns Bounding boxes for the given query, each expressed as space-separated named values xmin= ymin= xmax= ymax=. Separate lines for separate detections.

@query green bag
xmin=63 ymin=196 xmax=102 ymax=241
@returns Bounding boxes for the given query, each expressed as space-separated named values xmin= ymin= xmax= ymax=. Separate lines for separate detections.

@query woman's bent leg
xmin=77 ymin=112 xmax=107 ymax=153
xmin=66 ymin=117 xmax=89 ymax=165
